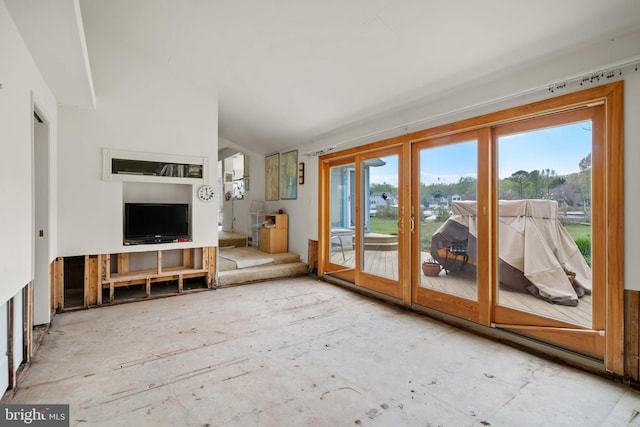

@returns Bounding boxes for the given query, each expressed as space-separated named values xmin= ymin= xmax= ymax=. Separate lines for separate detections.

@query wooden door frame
xmin=353 ymin=146 xmax=407 ymax=301
xmin=410 ymin=129 xmax=488 ymax=324
xmin=318 ymin=156 xmax=356 ymax=282
xmin=490 ymin=105 xmax=605 ymax=360
xmin=319 ymin=145 xmax=410 ymax=302
xmin=319 ymin=81 xmax=624 ymax=374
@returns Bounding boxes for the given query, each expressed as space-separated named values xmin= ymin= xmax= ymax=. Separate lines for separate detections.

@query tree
xmin=541 ymin=168 xmax=557 ymax=198
xmin=578 ymin=153 xmax=591 ymax=211
xmin=579 ymin=153 xmax=591 ymax=171
xmin=370 ymin=182 xmax=397 ymax=194
xmin=454 ymin=176 xmax=477 ymax=200
xmin=508 ymin=170 xmax=530 ymax=199
xmin=528 ymin=170 xmax=541 ymax=198
xmin=554 ymin=183 xmax=581 ymax=208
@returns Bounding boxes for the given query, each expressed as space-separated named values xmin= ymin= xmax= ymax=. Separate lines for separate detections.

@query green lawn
xmin=370 ymin=217 xmax=445 ymax=236
xmin=370 ymin=217 xmax=591 ymax=265
xmin=369 ymin=217 xmax=400 ymax=235
xmin=562 ymin=224 xmax=592 ymax=240
xmin=370 ymin=217 xmax=591 ymax=248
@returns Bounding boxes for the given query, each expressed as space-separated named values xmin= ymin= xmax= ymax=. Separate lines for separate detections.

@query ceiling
xmin=7 ymin=0 xmax=640 ymax=155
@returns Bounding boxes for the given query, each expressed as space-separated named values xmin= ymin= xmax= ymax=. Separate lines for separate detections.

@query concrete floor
xmin=4 ymin=277 xmax=640 ymax=426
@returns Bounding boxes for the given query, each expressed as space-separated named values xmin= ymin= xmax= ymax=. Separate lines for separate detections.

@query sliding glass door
xmin=327 ymin=160 xmax=355 ymax=279
xmin=319 ymin=82 xmax=623 ymax=373
xmin=411 ymin=130 xmax=488 ymax=323
xmin=491 ymin=107 xmax=605 ymax=359
xmin=321 ymin=146 xmax=407 ymax=300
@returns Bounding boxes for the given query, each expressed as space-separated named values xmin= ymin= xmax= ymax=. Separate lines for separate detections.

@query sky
xmin=369 ymin=121 xmax=592 ymax=187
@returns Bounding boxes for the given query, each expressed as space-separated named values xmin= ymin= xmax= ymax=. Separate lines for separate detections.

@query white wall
xmin=262 ymin=153 xmax=317 ymax=264
xmin=284 ymin=30 xmax=640 ymax=288
xmin=0 ymin=2 xmax=57 ymax=305
xmin=58 ymin=28 xmax=218 ymax=256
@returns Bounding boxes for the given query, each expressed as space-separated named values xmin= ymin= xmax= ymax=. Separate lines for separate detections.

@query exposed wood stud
xmin=625 ymin=290 xmax=639 ymax=381
xmin=117 ymin=253 xmax=129 ymax=274
xmin=207 ymin=247 xmax=216 ymax=288
xmin=83 ymin=256 xmax=90 ymax=307
xmin=49 ymin=262 xmax=55 ymax=313
xmin=308 ymin=239 xmax=318 ymax=274
xmin=102 ymin=254 xmax=111 ymax=281
xmin=7 ymin=297 xmax=15 ymax=389
xmin=26 ymin=281 xmax=34 ymax=362
xmin=56 ymin=257 xmax=64 ymax=311
xmin=183 ymin=248 xmax=192 ymax=269
xmin=87 ymin=256 xmax=99 ymax=306
xmin=97 ymin=255 xmax=103 ymax=306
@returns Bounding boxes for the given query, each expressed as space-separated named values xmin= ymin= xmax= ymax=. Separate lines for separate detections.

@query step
xmin=364 ymin=233 xmax=398 ymax=244
xmin=217 ymin=262 xmax=308 ymax=287
xmin=218 ymin=231 xmax=248 ymax=247
xmin=364 ymin=241 xmax=398 ymax=251
xmin=218 ymin=250 xmax=301 ymax=272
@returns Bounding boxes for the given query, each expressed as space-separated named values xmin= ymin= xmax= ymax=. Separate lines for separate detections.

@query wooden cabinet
xmin=259 ymin=214 xmax=288 ymax=254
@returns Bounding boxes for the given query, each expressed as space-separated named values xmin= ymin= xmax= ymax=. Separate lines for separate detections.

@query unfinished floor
xmin=4 ymin=277 xmax=640 ymax=426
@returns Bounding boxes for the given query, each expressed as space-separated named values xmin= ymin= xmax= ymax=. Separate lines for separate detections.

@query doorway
xmin=320 ymin=145 xmax=408 ymax=301
xmin=33 ymin=107 xmax=49 ymax=326
xmin=220 ymin=152 xmax=246 ymax=232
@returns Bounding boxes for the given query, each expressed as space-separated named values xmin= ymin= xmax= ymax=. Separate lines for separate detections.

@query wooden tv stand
xmin=54 ymin=247 xmax=216 ymax=309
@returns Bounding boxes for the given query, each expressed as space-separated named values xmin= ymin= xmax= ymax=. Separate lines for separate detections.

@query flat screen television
xmin=124 ymin=203 xmax=189 ymax=244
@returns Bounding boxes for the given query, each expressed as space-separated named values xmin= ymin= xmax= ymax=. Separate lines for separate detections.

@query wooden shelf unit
xmin=54 ymin=247 xmax=216 ymax=309
xmin=102 ymin=149 xmax=208 ymax=182
xmin=111 ymin=158 xmax=203 ymax=178
xmin=259 ymin=214 xmax=288 ymax=254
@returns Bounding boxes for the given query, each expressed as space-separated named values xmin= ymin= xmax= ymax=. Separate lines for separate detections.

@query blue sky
xmin=370 ymin=121 xmax=592 ymax=187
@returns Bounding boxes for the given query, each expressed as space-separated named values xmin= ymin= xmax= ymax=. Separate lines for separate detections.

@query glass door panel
xmin=418 ymin=140 xmax=478 ymax=300
xmin=353 ymin=147 xmax=405 ymax=300
xmin=361 ymin=154 xmax=400 ymax=281
xmin=496 ymin=120 xmax=593 ymax=328
xmin=328 ymin=163 xmax=355 ymax=269
xmin=411 ymin=132 xmax=483 ymax=323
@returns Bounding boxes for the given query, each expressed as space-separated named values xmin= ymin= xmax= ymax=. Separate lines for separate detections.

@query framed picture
xmin=265 ymin=153 xmax=279 ymax=201
xmin=279 ymin=150 xmax=298 ymax=200
xmin=224 ymin=172 xmax=233 ymax=183
xmin=298 ymin=162 xmax=305 ymax=185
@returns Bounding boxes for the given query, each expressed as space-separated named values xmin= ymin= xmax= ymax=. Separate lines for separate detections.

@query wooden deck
xmin=330 ymin=249 xmax=592 ymax=328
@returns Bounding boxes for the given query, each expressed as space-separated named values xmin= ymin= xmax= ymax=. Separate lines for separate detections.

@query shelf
xmin=112 ymin=159 xmax=203 ymax=178
xmin=103 ymin=268 xmax=209 ymax=284
xmin=102 ymin=268 xmax=209 ymax=303
xmin=102 ymin=148 xmax=208 ymax=182
xmin=54 ymin=247 xmax=217 ymax=309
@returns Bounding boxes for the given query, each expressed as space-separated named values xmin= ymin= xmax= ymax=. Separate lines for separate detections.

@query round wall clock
xmin=197 ymin=184 xmax=215 ymax=202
